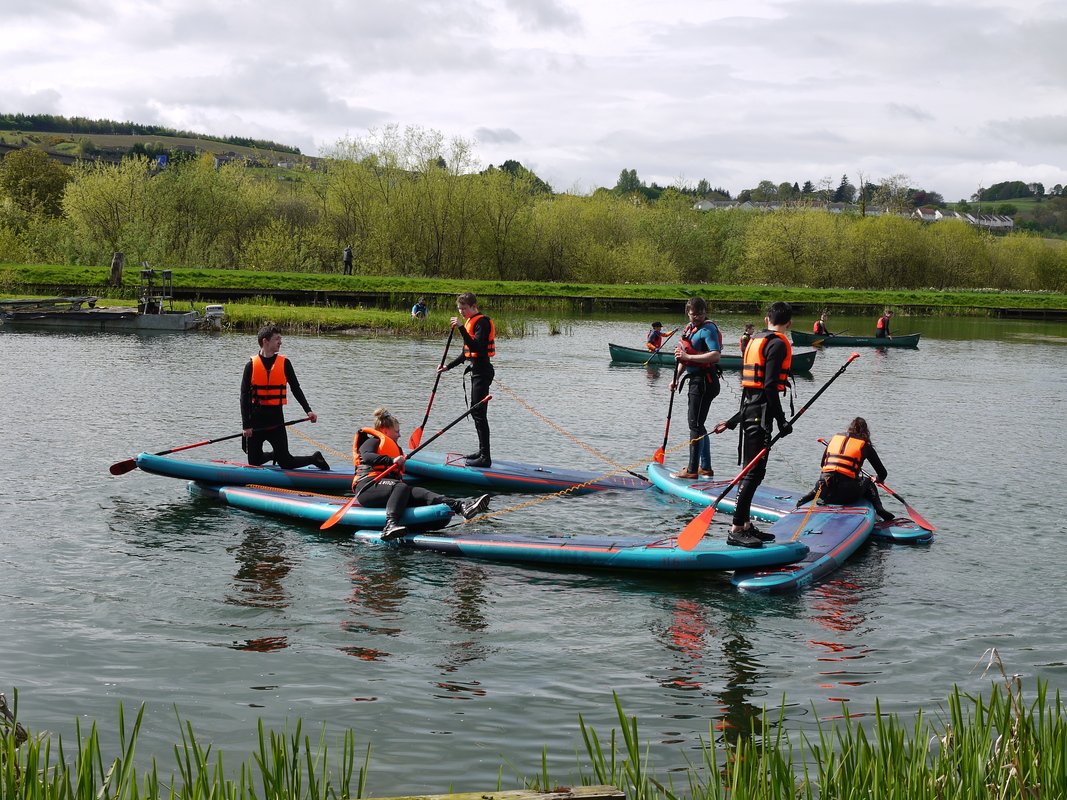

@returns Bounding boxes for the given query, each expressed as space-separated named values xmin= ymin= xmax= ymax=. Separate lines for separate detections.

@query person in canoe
xmin=740 ymin=322 xmax=755 ymax=354
xmin=241 ymin=323 xmax=329 ymax=470
xmin=437 ymin=291 xmax=495 ymax=468
xmin=354 ymin=407 xmax=491 ymax=541
xmin=729 ymin=301 xmax=795 ymax=548
xmin=646 ymin=321 xmax=664 ymax=351
xmin=875 ymin=309 xmax=894 ymax=339
xmin=670 ymin=297 xmax=722 ymax=480
xmin=794 ymin=417 xmax=896 ymax=522
xmin=813 ymin=313 xmax=834 ymax=337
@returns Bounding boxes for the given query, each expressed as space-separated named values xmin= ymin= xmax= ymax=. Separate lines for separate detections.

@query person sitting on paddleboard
xmin=875 ymin=310 xmax=893 ymax=339
xmin=646 ymin=321 xmax=664 ymax=351
xmin=813 ymin=313 xmax=834 ymax=337
xmin=241 ymin=323 xmax=329 ymax=470
xmin=794 ymin=417 xmax=895 ymax=522
xmin=740 ymin=323 xmax=755 ymax=354
xmin=354 ymin=407 xmax=490 ymax=541
xmin=670 ymin=297 xmax=722 ymax=480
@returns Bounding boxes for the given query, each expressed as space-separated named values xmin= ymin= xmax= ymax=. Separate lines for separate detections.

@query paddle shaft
xmin=109 ymin=417 xmax=311 ymax=475
xmin=409 ymin=326 xmax=456 ymax=448
xmin=677 ymin=352 xmax=861 ymax=550
xmin=321 ymin=396 xmax=491 ymax=530
xmin=653 ymin=362 xmax=683 ymax=463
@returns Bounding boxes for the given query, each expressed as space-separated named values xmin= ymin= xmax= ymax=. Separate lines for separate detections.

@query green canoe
xmin=791 ymin=330 xmax=921 ymax=348
xmin=607 ymin=343 xmax=817 ymax=373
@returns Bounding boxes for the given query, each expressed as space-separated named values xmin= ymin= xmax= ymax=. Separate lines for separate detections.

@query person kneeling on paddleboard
xmin=794 ymin=417 xmax=895 ymax=522
xmin=354 ymin=407 xmax=490 ymax=541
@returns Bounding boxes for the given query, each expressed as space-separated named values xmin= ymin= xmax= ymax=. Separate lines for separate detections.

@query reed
xmin=4 ymin=655 xmax=1066 ymax=800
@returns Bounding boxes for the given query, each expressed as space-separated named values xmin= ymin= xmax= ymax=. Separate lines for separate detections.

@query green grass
xmin=4 ymin=654 xmax=1065 ymax=799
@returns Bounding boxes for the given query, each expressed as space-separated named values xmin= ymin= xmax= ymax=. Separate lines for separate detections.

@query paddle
xmin=653 ymin=363 xmax=683 ymax=464
xmin=677 ymin=352 xmax=861 ymax=551
xmin=409 ymin=325 xmax=456 ymax=449
xmin=641 ymin=329 xmax=678 ymax=366
xmin=109 ymin=417 xmax=311 ymax=476
xmin=320 ymin=396 xmax=492 ymax=530
xmin=815 ymin=438 xmax=935 ymax=531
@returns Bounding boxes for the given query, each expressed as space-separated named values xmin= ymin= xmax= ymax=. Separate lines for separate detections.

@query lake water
xmin=2 ymin=310 xmax=1066 ymax=793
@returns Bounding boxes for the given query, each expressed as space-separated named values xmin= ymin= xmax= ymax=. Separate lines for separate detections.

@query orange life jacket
xmin=877 ymin=316 xmax=889 ymax=331
xmin=740 ymin=331 xmax=792 ymax=392
xmin=814 ymin=321 xmax=827 ymax=334
xmin=821 ymin=433 xmax=866 ymax=479
xmin=646 ymin=331 xmax=663 ymax=351
xmin=249 ymin=354 xmax=288 ymax=406
xmin=353 ymin=427 xmax=403 ymax=489
xmin=463 ymin=314 xmax=495 ymax=358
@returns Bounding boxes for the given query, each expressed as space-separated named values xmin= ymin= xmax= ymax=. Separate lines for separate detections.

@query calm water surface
xmin=2 ymin=311 xmax=1066 ymax=792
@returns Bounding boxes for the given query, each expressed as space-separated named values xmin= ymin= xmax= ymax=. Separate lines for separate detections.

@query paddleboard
xmin=731 ymin=503 xmax=876 ymax=593
xmin=189 ymin=482 xmax=454 ymax=531
xmin=405 ymin=451 xmax=650 ymax=494
xmin=138 ymin=452 xmax=356 ymax=492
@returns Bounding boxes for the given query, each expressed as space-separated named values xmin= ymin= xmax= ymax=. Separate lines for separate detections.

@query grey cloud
xmin=982 ymin=115 xmax=1067 ymax=148
xmin=475 ymin=127 xmax=523 ymax=144
xmin=887 ymin=103 xmax=935 ymax=123
xmin=502 ymin=0 xmax=581 ymax=33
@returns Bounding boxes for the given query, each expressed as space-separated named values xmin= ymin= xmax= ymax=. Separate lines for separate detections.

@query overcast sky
xmin=4 ymin=0 xmax=1066 ymax=201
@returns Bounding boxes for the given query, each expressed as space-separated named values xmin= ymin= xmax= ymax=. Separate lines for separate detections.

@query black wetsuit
xmin=240 ymin=355 xmax=315 ymax=468
xmin=354 ymin=436 xmax=457 ymax=522
xmin=447 ymin=315 xmax=495 ymax=459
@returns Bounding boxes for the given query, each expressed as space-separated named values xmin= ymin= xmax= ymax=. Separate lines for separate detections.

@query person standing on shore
xmin=728 ymin=301 xmax=794 ymax=548
xmin=437 ymin=292 xmax=495 ymax=468
xmin=671 ymin=297 xmax=722 ymax=480
xmin=342 ymin=244 xmax=353 ymax=275
xmin=241 ymin=324 xmax=329 ymax=470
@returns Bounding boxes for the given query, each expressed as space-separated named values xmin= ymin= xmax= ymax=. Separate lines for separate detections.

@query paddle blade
xmin=320 ymin=495 xmax=358 ymax=530
xmin=677 ymin=505 xmax=716 ymax=551
xmin=408 ymin=427 xmax=423 ymax=450
xmin=653 ymin=447 xmax=665 ymax=464
xmin=903 ymin=505 xmax=936 ymax=532
xmin=109 ymin=459 xmax=138 ymax=476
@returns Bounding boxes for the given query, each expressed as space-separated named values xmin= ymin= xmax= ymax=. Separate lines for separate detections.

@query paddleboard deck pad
xmin=405 ymin=451 xmax=650 ymax=494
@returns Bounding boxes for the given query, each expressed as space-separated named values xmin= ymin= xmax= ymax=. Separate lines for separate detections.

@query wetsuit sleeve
xmin=762 ymin=337 xmax=788 ymax=426
xmin=283 ymin=359 xmax=312 ymax=414
xmin=864 ymin=443 xmax=888 ymax=483
xmin=358 ymin=436 xmax=394 ymax=468
xmin=240 ymin=360 xmax=254 ymax=428
xmin=447 ymin=317 xmax=492 ymax=370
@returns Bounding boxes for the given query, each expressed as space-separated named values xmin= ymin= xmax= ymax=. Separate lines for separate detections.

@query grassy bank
xmin=4 ymin=665 xmax=1064 ymax=799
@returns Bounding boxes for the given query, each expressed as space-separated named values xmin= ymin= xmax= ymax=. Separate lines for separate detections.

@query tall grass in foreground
xmin=4 ymin=665 xmax=1065 ymax=798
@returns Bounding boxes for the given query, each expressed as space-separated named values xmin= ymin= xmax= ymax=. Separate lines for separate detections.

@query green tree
xmin=0 ymin=147 xmax=71 ymax=216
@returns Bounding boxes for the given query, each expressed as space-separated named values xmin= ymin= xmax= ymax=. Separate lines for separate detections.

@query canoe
xmin=647 ymin=462 xmax=931 ymax=544
xmin=730 ymin=503 xmax=876 ymax=593
xmin=190 ymin=482 xmax=453 ymax=531
xmin=790 ymin=330 xmax=921 ymax=348
xmin=190 ymin=484 xmax=808 ymax=572
xmin=404 ymin=451 xmax=650 ymax=494
xmin=608 ymin=343 xmax=817 ymax=373
xmin=136 ymin=452 xmax=357 ymax=493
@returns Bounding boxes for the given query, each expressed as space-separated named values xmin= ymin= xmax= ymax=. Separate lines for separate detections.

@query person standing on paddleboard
xmin=670 ymin=297 xmax=722 ymax=480
xmin=354 ymin=408 xmax=490 ymax=541
xmin=241 ymin=324 xmax=329 ymax=470
xmin=729 ymin=301 xmax=794 ymax=548
xmin=438 ymin=291 xmax=495 ymax=468
xmin=793 ymin=417 xmax=896 ymax=522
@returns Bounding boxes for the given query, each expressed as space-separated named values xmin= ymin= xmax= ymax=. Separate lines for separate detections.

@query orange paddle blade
xmin=320 ymin=495 xmax=358 ymax=530
xmin=677 ymin=504 xmax=717 ymax=551
xmin=408 ymin=427 xmax=423 ymax=450
xmin=653 ymin=447 xmax=665 ymax=464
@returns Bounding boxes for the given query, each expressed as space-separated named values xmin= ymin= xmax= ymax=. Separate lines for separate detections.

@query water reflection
xmin=437 ymin=562 xmax=495 ymax=672
xmin=341 ymin=552 xmax=408 ymax=661
xmin=226 ymin=525 xmax=293 ymax=652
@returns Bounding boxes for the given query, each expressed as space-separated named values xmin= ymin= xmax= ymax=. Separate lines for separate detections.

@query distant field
xmin=0 ymin=130 xmax=305 ymax=162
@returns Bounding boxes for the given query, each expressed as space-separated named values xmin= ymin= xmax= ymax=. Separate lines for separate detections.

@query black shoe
xmin=458 ymin=494 xmax=491 ymax=520
xmin=878 ymin=510 xmax=895 ymax=522
xmin=464 ymin=451 xmax=482 ymax=460
xmin=744 ymin=525 xmax=776 ymax=542
xmin=727 ymin=530 xmax=763 ymax=549
xmin=465 ymin=455 xmax=492 ymax=468
xmin=312 ymin=452 xmax=331 ymax=471
xmin=380 ymin=520 xmax=408 ymax=541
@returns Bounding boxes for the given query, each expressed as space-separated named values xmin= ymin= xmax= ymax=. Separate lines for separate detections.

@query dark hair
xmin=685 ymin=297 xmax=708 ymax=315
xmin=651 ymin=321 xmax=662 ymax=327
xmin=257 ymin=323 xmax=282 ymax=346
xmin=457 ymin=291 xmax=477 ymax=307
xmin=846 ymin=417 xmax=871 ymax=442
xmin=766 ymin=301 xmax=793 ymax=326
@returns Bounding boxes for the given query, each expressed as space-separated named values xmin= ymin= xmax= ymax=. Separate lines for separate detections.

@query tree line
xmin=1 ymin=125 xmax=1065 ymax=293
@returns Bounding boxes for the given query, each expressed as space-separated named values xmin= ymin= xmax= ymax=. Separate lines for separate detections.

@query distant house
xmin=276 ymin=158 xmax=295 ymax=169
xmin=692 ymin=199 xmax=739 ymax=210
xmin=926 ymin=208 xmax=1014 ymax=230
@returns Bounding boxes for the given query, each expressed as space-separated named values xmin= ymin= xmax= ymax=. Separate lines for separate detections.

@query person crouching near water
xmin=794 ymin=416 xmax=895 ymax=522
xmin=353 ymin=407 xmax=491 ymax=541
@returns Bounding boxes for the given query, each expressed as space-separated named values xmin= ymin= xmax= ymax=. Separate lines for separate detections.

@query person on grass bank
xmin=241 ymin=324 xmax=329 ymax=470
xmin=729 ymin=301 xmax=794 ymax=548
xmin=437 ymin=292 xmax=495 ymax=468
xmin=354 ymin=408 xmax=490 ymax=541
xmin=670 ymin=297 xmax=722 ymax=480
xmin=411 ymin=297 xmax=428 ymax=319
xmin=794 ymin=417 xmax=896 ymax=522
